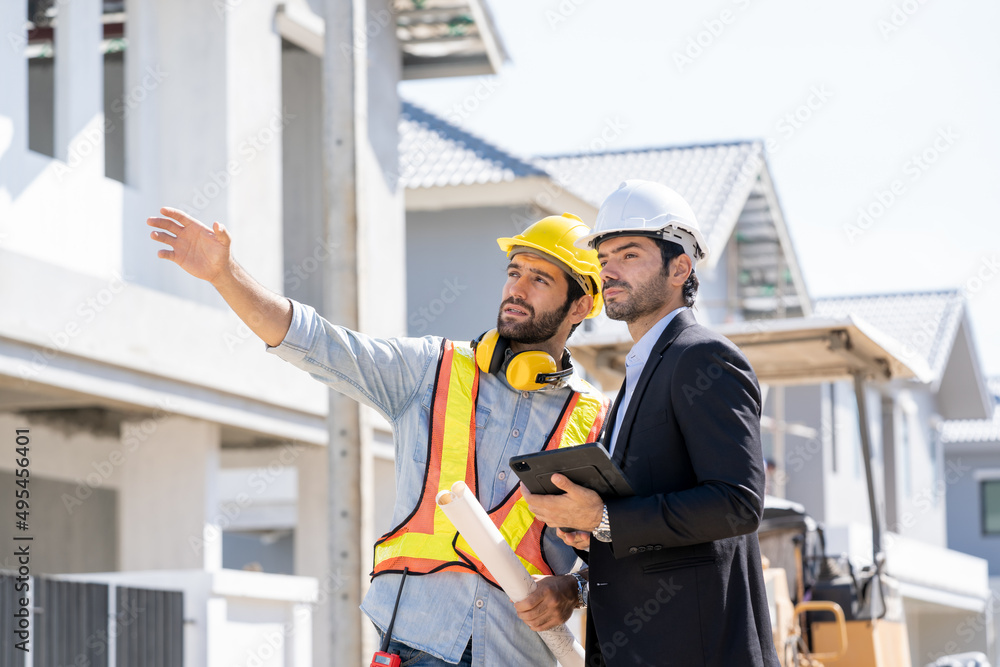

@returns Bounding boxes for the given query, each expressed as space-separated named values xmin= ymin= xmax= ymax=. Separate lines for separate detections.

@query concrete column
xmin=54 ymin=0 xmax=104 ymax=178
xmin=118 ymin=415 xmax=222 ymax=571
xmin=0 ymin=1 xmax=27 ymax=158
xmin=295 ymin=445 xmax=331 ymax=667
xmin=357 ymin=0 xmax=405 ymax=339
xmin=123 ymin=0 xmax=161 ymax=191
xmin=224 ymin=1 xmax=286 ymax=294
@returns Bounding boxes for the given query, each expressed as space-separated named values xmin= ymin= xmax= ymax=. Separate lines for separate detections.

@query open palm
xmin=147 ymin=207 xmax=232 ymax=283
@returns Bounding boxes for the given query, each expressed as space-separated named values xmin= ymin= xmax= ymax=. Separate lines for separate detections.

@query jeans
xmin=375 ymin=636 xmax=473 ymax=667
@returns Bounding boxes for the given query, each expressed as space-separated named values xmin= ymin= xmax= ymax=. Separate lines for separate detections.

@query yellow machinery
xmin=722 ymin=318 xmax=926 ymax=666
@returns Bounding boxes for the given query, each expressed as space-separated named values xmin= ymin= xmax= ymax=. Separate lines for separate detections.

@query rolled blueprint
xmin=436 ymin=481 xmax=585 ymax=667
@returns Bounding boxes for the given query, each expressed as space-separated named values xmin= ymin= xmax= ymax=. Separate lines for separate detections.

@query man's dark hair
xmin=655 ymin=238 xmax=698 ymax=308
xmin=564 ymin=277 xmax=587 ymax=337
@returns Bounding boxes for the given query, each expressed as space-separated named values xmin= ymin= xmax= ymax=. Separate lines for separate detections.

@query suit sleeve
xmin=606 ymin=338 xmax=766 ymax=557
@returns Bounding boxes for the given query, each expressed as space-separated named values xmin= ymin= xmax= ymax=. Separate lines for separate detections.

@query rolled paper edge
xmin=434 ymin=482 xmax=585 ymax=666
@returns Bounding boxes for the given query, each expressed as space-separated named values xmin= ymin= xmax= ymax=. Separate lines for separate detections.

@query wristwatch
xmin=592 ymin=504 xmax=612 ymax=543
xmin=570 ymin=571 xmax=588 ymax=608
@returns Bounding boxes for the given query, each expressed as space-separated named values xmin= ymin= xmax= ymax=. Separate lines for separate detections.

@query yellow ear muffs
xmin=472 ymin=329 xmax=574 ymax=391
xmin=505 ymin=350 xmax=560 ymax=391
xmin=472 ymin=329 xmax=506 ymax=375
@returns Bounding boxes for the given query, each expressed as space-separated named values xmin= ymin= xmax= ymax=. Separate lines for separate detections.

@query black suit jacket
xmin=585 ymin=309 xmax=779 ymax=667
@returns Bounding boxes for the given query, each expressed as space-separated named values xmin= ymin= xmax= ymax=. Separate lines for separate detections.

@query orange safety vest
xmin=371 ymin=339 xmax=608 ymax=587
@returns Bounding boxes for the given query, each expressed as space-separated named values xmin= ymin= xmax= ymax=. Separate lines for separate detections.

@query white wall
xmin=886 ymin=388 xmax=948 ymax=547
xmin=0 ymin=412 xmax=120 ymax=574
xmin=406 ymin=206 xmax=522 ymax=340
xmin=946 ymin=450 xmax=1000 ymax=573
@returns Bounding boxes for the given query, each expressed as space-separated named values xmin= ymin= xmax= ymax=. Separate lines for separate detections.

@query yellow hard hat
xmin=497 ymin=213 xmax=604 ymax=319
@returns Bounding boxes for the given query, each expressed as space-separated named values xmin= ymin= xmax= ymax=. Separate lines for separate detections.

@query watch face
xmin=592 ymin=529 xmax=612 ymax=543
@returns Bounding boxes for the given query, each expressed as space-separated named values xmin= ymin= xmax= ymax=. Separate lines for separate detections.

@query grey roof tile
xmin=398 ymin=100 xmax=766 ymax=253
xmin=398 ymin=101 xmax=545 ymax=189
xmin=536 ymin=142 xmax=764 ymax=253
xmin=813 ymin=290 xmax=965 ymax=382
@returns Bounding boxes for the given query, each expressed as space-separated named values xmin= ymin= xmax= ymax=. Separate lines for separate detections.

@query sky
xmin=400 ymin=0 xmax=1000 ymax=378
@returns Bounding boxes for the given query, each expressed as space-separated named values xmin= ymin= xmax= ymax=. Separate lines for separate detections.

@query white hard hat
xmin=576 ymin=180 xmax=710 ymax=264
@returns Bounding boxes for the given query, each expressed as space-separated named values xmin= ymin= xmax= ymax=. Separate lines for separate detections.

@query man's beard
xmin=496 ymin=297 xmax=571 ymax=344
xmin=603 ymin=272 xmax=671 ymax=323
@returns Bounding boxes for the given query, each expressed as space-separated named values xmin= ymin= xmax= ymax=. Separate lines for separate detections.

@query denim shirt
xmin=268 ymin=300 xmax=581 ymax=665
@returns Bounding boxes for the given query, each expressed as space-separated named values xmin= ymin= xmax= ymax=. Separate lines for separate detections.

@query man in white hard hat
xmin=522 ymin=180 xmax=779 ymax=666
xmin=148 ymin=208 xmax=608 ymax=666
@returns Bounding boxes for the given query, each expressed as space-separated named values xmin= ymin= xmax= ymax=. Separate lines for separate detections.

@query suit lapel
xmin=613 ymin=309 xmax=699 ymax=468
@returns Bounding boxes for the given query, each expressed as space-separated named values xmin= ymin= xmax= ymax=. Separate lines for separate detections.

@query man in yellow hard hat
xmin=149 ymin=208 xmax=608 ymax=667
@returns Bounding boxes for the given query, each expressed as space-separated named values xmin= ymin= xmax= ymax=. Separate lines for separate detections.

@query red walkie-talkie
xmin=370 ymin=567 xmax=409 ymax=667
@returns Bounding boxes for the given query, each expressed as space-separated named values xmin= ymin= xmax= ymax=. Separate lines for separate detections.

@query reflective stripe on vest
xmin=371 ymin=339 xmax=609 ymax=586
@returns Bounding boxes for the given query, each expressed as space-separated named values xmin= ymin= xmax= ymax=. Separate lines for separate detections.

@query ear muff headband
xmin=472 ymin=330 xmax=573 ymax=392
xmin=473 ymin=329 xmax=506 ymax=376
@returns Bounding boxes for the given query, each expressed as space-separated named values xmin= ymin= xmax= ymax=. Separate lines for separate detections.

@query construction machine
xmin=722 ymin=317 xmax=924 ymax=666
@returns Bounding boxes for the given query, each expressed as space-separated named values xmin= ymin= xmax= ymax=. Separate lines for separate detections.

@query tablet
xmin=509 ymin=443 xmax=633 ymax=499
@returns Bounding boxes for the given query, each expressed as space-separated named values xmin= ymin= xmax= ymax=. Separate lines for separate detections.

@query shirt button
xmin=512 ymin=429 xmax=520 ymax=438
xmin=498 ymin=471 xmax=506 ymax=480
xmin=475 ymin=599 xmax=484 ymax=608
xmin=521 ymin=391 xmax=530 ymax=399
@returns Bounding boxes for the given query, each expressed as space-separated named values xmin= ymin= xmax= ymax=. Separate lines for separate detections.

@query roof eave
xmin=404 ymin=175 xmax=598 ymax=218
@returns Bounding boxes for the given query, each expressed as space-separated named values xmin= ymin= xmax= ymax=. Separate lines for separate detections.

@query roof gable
xmin=397 ymin=102 xmax=810 ymax=320
xmin=536 ymin=142 xmax=763 ymax=259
